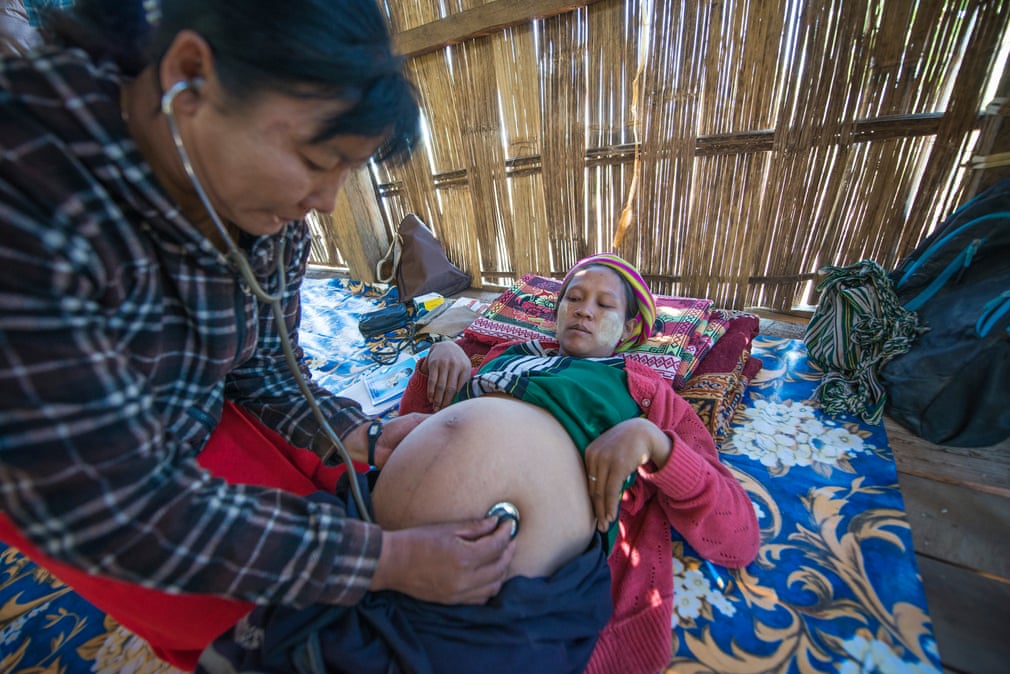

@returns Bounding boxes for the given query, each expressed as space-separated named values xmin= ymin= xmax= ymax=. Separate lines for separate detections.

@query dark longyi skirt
xmin=197 ymin=472 xmax=612 ymax=674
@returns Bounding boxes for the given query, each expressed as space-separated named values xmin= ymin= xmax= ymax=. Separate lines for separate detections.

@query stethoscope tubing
xmin=161 ymin=79 xmax=373 ymax=522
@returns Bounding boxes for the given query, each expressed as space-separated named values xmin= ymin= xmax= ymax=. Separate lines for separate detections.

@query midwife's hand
xmin=422 ymin=341 xmax=471 ymax=411
xmin=371 ymin=413 xmax=429 ymax=468
xmin=371 ymin=516 xmax=517 ymax=604
xmin=583 ymin=417 xmax=671 ymax=532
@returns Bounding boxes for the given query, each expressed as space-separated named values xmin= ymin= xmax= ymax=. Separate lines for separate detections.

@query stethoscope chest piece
xmin=487 ymin=501 xmax=520 ymax=539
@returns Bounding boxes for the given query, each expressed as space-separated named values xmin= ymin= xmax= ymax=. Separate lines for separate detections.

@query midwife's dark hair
xmin=43 ymin=0 xmax=419 ymax=161
xmin=556 ymin=264 xmax=638 ymax=322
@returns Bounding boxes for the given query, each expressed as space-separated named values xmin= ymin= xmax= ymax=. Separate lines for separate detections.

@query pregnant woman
xmin=200 ymin=254 xmax=760 ymax=674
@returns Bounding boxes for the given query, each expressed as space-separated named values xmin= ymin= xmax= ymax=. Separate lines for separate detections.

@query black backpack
xmin=879 ymin=179 xmax=1010 ymax=447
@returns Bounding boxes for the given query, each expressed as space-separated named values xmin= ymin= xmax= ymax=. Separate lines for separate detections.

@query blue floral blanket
xmin=668 ymin=336 xmax=940 ymax=673
xmin=0 ymin=277 xmax=940 ymax=673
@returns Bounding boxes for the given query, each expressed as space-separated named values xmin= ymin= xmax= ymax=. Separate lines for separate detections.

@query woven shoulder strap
xmin=375 ymin=234 xmax=401 ymax=284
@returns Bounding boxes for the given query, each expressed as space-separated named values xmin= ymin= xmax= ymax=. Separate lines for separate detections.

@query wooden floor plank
xmin=886 ymin=418 xmax=1010 ymax=498
xmin=898 ymin=473 xmax=1010 ymax=579
xmin=916 ymin=555 xmax=1010 ymax=674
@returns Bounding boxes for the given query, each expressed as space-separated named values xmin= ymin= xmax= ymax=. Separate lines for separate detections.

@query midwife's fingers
xmin=371 ymin=517 xmax=515 ymax=605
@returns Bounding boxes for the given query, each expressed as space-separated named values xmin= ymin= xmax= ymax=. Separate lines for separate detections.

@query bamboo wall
xmin=315 ymin=0 xmax=1009 ymax=312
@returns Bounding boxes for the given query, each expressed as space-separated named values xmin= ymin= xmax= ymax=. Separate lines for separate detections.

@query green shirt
xmin=458 ymin=341 xmax=644 ymax=549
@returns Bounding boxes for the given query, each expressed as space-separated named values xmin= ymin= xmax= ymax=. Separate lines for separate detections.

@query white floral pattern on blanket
xmin=667 ymin=336 xmax=941 ymax=674
xmin=0 ymin=279 xmax=941 ymax=674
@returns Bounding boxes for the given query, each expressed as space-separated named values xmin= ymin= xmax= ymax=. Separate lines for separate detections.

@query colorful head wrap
xmin=559 ymin=253 xmax=657 ymax=351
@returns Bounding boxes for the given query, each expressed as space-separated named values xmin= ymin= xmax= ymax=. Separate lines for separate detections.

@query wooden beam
xmin=965 ymin=63 xmax=1010 ymax=197
xmin=393 ymin=0 xmax=608 ymax=58
xmin=326 ymin=167 xmax=388 ymax=283
xmin=375 ymin=113 xmax=950 ymax=195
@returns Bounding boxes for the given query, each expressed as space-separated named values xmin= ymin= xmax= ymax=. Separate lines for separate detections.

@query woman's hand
xmin=370 ymin=413 xmax=428 ymax=468
xmin=583 ymin=417 xmax=671 ymax=531
xmin=371 ymin=516 xmax=517 ymax=604
xmin=422 ymin=341 xmax=472 ymax=411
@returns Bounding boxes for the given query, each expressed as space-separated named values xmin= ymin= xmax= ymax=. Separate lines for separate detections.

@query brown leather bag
xmin=376 ymin=214 xmax=471 ymax=303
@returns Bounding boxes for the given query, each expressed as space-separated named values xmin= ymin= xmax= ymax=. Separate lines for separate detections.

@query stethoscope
xmin=160 ymin=79 xmax=373 ymax=522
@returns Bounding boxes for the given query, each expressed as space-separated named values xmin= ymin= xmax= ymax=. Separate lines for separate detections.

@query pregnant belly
xmin=372 ymin=395 xmax=595 ymax=579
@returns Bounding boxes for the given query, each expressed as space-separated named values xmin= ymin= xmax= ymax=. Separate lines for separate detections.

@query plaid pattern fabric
xmin=464 ymin=274 xmax=729 ymax=387
xmin=0 ymin=49 xmax=378 ymax=607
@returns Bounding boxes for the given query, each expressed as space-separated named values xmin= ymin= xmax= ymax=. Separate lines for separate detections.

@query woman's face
xmin=180 ymin=85 xmax=387 ymax=238
xmin=555 ymin=266 xmax=636 ymax=358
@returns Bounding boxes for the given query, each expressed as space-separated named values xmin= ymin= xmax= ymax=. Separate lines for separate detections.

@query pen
xmin=704 ymin=560 xmax=727 ymax=592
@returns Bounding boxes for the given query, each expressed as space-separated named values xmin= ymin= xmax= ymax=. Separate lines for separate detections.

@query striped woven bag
xmin=803 ymin=259 xmax=922 ymax=424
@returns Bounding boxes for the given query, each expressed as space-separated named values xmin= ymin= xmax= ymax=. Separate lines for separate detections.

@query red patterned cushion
xmin=464 ymin=274 xmax=731 ymax=387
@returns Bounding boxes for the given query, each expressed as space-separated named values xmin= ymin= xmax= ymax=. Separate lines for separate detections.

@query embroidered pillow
xmin=464 ymin=274 xmax=729 ymax=387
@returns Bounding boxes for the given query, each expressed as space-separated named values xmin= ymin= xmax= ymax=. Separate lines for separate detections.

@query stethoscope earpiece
xmin=161 ymin=78 xmax=203 ymax=115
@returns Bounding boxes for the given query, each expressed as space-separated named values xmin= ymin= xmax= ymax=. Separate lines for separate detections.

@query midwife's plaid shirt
xmin=0 ymin=49 xmax=379 ymax=607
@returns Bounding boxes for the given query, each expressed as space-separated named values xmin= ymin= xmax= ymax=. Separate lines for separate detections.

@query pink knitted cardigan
xmin=399 ymin=341 xmax=761 ymax=674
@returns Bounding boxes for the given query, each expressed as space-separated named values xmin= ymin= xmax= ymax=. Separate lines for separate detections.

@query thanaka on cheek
xmin=558 ymin=307 xmax=627 ymax=357
xmin=595 ymin=312 xmax=625 ymax=351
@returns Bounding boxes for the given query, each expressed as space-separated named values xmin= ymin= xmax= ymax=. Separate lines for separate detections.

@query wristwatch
xmin=366 ymin=418 xmax=383 ymax=467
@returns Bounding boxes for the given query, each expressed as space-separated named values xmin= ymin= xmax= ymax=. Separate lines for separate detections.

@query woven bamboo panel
xmin=316 ymin=0 xmax=1009 ymax=311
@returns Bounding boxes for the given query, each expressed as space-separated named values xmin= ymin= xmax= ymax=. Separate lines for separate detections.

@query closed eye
xmin=305 ymin=155 xmax=371 ymax=173
xmin=303 ymin=156 xmax=328 ymax=172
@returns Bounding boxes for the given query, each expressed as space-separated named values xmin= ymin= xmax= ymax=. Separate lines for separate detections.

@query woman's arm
xmin=586 ymin=362 xmax=760 ymax=568
xmin=0 ymin=204 xmax=380 ymax=607
xmin=420 ymin=340 xmax=473 ymax=410
xmin=634 ymin=384 xmax=760 ymax=568
xmin=224 ymin=222 xmax=370 ymax=458
xmin=583 ymin=417 xmax=670 ymax=532
xmin=399 ymin=339 xmax=491 ymax=414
